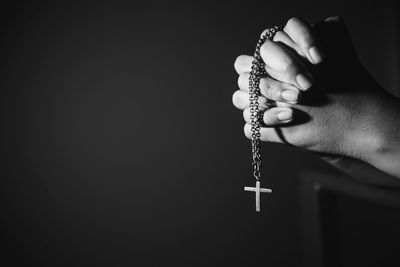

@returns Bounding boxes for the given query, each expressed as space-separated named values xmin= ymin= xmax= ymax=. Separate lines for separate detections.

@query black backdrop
xmin=1 ymin=1 xmax=398 ymax=266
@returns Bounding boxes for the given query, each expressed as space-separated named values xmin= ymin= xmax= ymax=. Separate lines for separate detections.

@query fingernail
xmin=277 ymin=109 xmax=293 ymax=121
xmin=281 ymin=90 xmax=298 ymax=102
xmin=309 ymin=46 xmax=323 ymax=64
xmin=296 ymin=73 xmax=313 ymax=90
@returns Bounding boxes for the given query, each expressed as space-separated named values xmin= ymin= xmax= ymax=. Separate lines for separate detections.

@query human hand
xmin=233 ymin=17 xmax=323 ymax=127
xmin=232 ymin=17 xmax=400 ymax=176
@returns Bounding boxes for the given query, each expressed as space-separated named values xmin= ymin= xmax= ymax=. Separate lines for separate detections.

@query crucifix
xmin=244 ymin=181 xmax=272 ymax=212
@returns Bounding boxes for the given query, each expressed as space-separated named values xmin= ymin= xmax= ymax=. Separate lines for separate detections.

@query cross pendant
xmin=244 ymin=181 xmax=272 ymax=212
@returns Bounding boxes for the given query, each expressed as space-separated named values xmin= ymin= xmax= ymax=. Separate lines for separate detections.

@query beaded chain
xmin=249 ymin=26 xmax=281 ymax=181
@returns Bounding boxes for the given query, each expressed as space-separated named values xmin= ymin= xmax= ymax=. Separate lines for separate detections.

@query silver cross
xmin=244 ymin=181 xmax=272 ymax=212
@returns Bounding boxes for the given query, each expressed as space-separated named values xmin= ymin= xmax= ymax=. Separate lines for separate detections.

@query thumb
xmin=324 ymin=16 xmax=344 ymax=23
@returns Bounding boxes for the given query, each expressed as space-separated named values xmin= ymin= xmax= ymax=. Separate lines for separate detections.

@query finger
xmin=273 ymin=30 xmax=305 ymax=57
xmin=244 ymin=123 xmax=285 ymax=143
xmin=261 ymin=28 xmax=305 ymax=59
xmin=232 ymin=90 xmax=270 ymax=110
xmin=240 ymin=75 xmax=301 ymax=103
xmin=260 ymin=40 xmax=313 ymax=90
xmin=276 ymin=101 xmax=292 ymax=108
xmin=243 ymin=107 xmax=293 ymax=125
xmin=284 ymin=17 xmax=323 ymax=64
xmin=234 ymin=55 xmax=253 ymax=74
xmin=260 ymin=77 xmax=300 ymax=103
xmin=237 ymin=72 xmax=250 ymax=91
xmin=238 ymin=73 xmax=300 ymax=103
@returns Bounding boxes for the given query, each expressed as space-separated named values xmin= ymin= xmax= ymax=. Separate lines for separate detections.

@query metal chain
xmin=249 ymin=26 xmax=281 ymax=181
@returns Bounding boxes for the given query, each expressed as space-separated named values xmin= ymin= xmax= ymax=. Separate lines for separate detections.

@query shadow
xmin=298 ymin=83 xmax=331 ymax=107
xmin=272 ymin=108 xmax=312 ymax=145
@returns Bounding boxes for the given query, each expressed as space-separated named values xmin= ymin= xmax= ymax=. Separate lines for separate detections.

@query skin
xmin=232 ymin=17 xmax=400 ymax=180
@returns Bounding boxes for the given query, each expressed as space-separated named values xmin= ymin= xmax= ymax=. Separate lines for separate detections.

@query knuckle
xmin=270 ymin=86 xmax=281 ymax=100
xmin=279 ymin=57 xmax=293 ymax=72
xmin=262 ymin=79 xmax=274 ymax=99
xmin=261 ymin=78 xmax=281 ymax=101
xmin=258 ymin=96 xmax=268 ymax=108
xmin=259 ymin=78 xmax=268 ymax=94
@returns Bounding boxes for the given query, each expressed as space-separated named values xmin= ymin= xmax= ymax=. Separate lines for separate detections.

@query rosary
xmin=244 ymin=26 xmax=281 ymax=212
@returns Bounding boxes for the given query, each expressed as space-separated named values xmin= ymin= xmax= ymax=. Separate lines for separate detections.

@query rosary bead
xmin=248 ymin=26 xmax=282 ymax=180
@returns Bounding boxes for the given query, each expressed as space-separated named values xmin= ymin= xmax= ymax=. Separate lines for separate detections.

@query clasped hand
xmin=232 ymin=17 xmax=400 ymax=179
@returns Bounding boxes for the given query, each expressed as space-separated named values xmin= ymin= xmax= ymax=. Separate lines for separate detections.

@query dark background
xmin=1 ymin=1 xmax=398 ymax=266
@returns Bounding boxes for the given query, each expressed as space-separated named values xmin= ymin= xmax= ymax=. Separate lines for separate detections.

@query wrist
xmin=352 ymin=91 xmax=400 ymax=177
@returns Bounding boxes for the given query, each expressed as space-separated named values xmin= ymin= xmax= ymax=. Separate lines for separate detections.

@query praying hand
xmin=232 ymin=16 xmax=400 ymax=180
